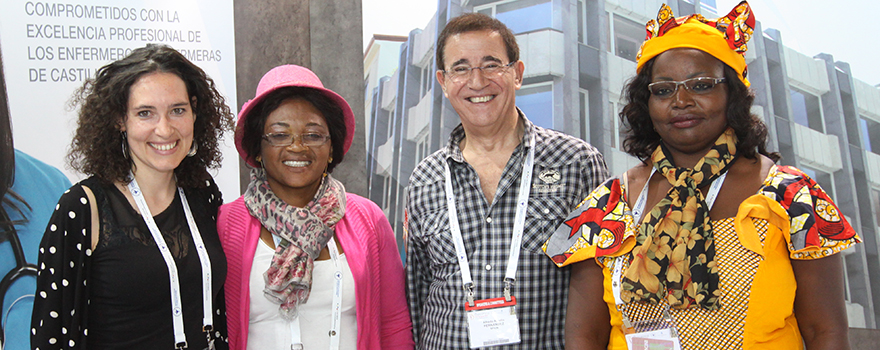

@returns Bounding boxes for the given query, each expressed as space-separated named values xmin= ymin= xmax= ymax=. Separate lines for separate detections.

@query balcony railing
xmin=792 ymin=123 xmax=842 ymax=173
xmin=407 ymin=93 xmax=432 ymax=141
xmin=864 ymin=150 xmax=880 ymax=187
xmin=516 ymin=29 xmax=565 ymax=79
xmin=376 ymin=141 xmax=394 ymax=175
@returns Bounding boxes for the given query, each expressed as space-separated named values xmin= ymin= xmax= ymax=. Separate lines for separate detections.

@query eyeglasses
xmin=443 ymin=61 xmax=516 ymax=83
xmin=648 ymin=77 xmax=727 ymax=98
xmin=261 ymin=132 xmax=330 ymax=147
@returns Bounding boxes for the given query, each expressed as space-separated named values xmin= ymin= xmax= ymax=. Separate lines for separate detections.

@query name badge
xmin=623 ymin=318 xmax=682 ymax=350
xmin=464 ymin=296 xmax=522 ymax=348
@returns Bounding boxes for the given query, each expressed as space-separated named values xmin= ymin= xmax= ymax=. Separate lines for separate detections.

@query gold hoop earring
xmin=328 ymin=156 xmax=333 ymax=164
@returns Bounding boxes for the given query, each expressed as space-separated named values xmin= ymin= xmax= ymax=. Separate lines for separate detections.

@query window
xmin=608 ymin=101 xmax=626 ymax=149
xmin=387 ymin=107 xmax=396 ymax=137
xmin=700 ymin=0 xmax=718 ymax=14
xmin=579 ymin=89 xmax=589 ymax=139
xmin=476 ymin=0 xmax=552 ymax=34
xmin=790 ymin=88 xmax=823 ymax=132
xmin=420 ymin=66 xmax=432 ymax=98
xmin=383 ymin=175 xmax=394 ymax=211
xmin=517 ymin=83 xmax=553 ymax=129
xmin=612 ymin=14 xmax=643 ymax=62
xmin=871 ymin=188 xmax=880 ymax=228
xmin=577 ymin=0 xmax=587 ymax=44
xmin=373 ymin=174 xmax=385 ymax=204
xmin=860 ymin=117 xmax=880 ymax=155
xmin=800 ymin=167 xmax=834 ymax=199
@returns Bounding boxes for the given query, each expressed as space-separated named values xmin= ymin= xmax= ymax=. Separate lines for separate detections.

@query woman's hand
xmin=792 ymin=253 xmax=851 ymax=350
xmin=566 ymin=260 xmax=611 ymax=350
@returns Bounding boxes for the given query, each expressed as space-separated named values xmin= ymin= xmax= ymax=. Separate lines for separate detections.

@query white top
xmin=248 ymin=239 xmax=358 ymax=350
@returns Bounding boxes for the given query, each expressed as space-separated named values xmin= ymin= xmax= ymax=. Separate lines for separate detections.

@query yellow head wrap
xmin=636 ymin=1 xmax=755 ymax=87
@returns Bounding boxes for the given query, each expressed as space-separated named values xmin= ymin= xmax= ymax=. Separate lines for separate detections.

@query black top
xmin=31 ymin=176 xmax=228 ymax=350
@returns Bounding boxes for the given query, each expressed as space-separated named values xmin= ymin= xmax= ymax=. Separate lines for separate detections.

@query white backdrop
xmin=0 ymin=0 xmax=239 ymax=199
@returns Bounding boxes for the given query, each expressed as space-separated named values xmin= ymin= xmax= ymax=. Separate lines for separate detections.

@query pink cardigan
xmin=218 ymin=193 xmax=414 ymax=350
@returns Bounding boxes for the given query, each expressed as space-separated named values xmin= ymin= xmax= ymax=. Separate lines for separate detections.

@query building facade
xmin=363 ymin=0 xmax=880 ymax=328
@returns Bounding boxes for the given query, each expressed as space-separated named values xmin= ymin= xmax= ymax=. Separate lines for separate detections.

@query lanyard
xmin=612 ymin=168 xmax=727 ymax=306
xmin=128 ymin=176 xmax=213 ymax=349
xmin=274 ymin=235 xmax=343 ymax=350
xmin=443 ymin=137 xmax=535 ymax=305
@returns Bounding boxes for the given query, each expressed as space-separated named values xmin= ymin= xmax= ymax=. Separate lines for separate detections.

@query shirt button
xmin=485 ymin=264 xmax=492 ymax=270
xmin=544 ymin=208 xmax=550 ymax=214
xmin=486 ymin=217 xmax=493 ymax=223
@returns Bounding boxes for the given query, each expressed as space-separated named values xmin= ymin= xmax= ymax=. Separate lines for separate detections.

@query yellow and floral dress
xmin=543 ymin=165 xmax=860 ymax=349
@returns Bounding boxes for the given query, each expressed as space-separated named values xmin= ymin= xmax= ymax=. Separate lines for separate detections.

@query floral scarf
xmin=244 ymin=167 xmax=346 ymax=319
xmin=621 ymin=128 xmax=737 ymax=310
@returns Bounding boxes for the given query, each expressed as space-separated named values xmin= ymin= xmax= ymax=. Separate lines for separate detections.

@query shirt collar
xmin=445 ymin=108 xmax=536 ymax=164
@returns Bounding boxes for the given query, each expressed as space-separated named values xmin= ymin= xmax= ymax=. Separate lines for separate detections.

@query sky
xmin=362 ymin=0 xmax=880 ymax=86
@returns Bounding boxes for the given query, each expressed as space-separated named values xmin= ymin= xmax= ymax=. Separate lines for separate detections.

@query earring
xmin=255 ymin=156 xmax=262 ymax=167
xmin=187 ymin=143 xmax=198 ymax=157
xmin=328 ymin=156 xmax=333 ymax=164
xmin=121 ymin=132 xmax=128 ymax=159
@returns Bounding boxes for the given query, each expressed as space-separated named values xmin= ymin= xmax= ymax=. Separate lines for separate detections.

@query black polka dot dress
xmin=31 ymin=177 xmax=228 ymax=350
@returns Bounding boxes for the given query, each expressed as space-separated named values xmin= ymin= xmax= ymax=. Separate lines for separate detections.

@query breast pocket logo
xmin=534 ymin=169 xmax=562 ymax=193
xmin=538 ymin=169 xmax=560 ymax=183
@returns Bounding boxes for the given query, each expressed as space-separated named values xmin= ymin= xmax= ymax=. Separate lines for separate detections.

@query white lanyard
xmin=443 ymin=138 xmax=535 ymax=305
xmin=612 ymin=168 xmax=727 ymax=306
xmin=128 ymin=176 xmax=213 ymax=349
xmin=274 ymin=235 xmax=343 ymax=350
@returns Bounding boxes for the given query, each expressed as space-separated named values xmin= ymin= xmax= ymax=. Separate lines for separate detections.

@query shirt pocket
xmin=521 ymin=195 xmax=572 ymax=255
xmin=421 ymin=209 xmax=459 ymax=266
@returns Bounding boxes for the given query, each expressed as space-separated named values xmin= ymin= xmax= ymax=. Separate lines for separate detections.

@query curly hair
xmin=240 ymin=87 xmax=347 ymax=173
xmin=620 ymin=56 xmax=780 ymax=163
xmin=436 ymin=12 xmax=519 ymax=70
xmin=67 ymin=44 xmax=233 ymax=188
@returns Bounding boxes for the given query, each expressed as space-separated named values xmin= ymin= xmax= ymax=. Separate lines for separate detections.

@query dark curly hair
xmin=67 ymin=44 xmax=233 ymax=188
xmin=240 ymin=87 xmax=347 ymax=173
xmin=436 ymin=12 xmax=519 ymax=70
xmin=620 ymin=56 xmax=780 ymax=163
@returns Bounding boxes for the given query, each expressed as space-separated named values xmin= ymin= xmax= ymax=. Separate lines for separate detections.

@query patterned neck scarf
xmin=244 ymin=167 xmax=346 ymax=319
xmin=621 ymin=128 xmax=737 ymax=310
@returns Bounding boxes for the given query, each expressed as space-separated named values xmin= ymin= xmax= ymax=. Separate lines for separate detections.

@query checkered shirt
xmin=405 ymin=116 xmax=609 ymax=349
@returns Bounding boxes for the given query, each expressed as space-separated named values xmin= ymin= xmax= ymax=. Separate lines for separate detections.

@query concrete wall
xmin=849 ymin=327 xmax=880 ymax=349
xmin=233 ymin=0 xmax=367 ymax=197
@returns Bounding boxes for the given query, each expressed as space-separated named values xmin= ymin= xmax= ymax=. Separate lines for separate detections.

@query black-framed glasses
xmin=261 ymin=132 xmax=330 ymax=147
xmin=443 ymin=61 xmax=516 ymax=83
xmin=648 ymin=77 xmax=727 ymax=98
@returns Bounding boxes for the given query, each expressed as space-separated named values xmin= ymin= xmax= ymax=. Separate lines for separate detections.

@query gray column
xmin=233 ymin=0 xmax=367 ymax=197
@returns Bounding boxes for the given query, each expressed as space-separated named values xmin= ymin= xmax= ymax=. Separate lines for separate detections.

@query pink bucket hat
xmin=234 ymin=64 xmax=356 ymax=167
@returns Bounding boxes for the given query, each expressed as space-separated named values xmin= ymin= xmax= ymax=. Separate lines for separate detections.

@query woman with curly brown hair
xmin=31 ymin=44 xmax=233 ymax=350
xmin=544 ymin=2 xmax=859 ymax=349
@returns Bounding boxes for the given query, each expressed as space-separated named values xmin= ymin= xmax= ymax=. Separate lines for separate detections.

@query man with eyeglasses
xmin=404 ymin=12 xmax=608 ymax=350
